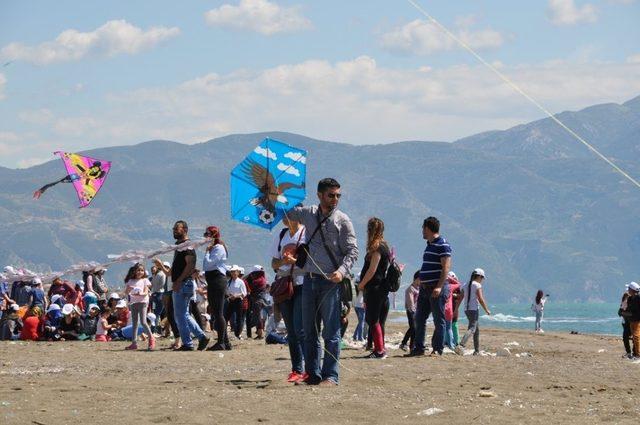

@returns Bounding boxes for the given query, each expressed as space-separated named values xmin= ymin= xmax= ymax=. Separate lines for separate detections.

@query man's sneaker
xmin=319 ymin=379 xmax=338 ymax=386
xmin=399 ymin=344 xmax=408 ymax=352
xmin=472 ymin=351 xmax=480 ymax=356
xmin=454 ymin=345 xmax=465 ymax=356
xmin=364 ymin=351 xmax=387 ymax=359
xmin=428 ymin=350 xmax=442 ymax=357
xmin=125 ymin=343 xmax=138 ymax=351
xmin=404 ymin=350 xmax=425 ymax=357
xmin=206 ymin=342 xmax=226 ymax=351
xmin=197 ymin=336 xmax=210 ymax=351
xmin=622 ymin=353 xmax=633 ymax=359
xmin=175 ymin=345 xmax=195 ymax=351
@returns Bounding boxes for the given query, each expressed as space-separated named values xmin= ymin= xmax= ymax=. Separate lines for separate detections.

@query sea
xmin=390 ymin=303 xmax=623 ymax=336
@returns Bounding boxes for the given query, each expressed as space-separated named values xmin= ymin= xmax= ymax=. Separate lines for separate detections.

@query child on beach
xmin=622 ymin=282 xmax=640 ymax=359
xmin=124 ymin=263 xmax=154 ymax=350
xmin=532 ymin=290 xmax=548 ymax=333
xmin=20 ymin=306 xmax=43 ymax=341
xmin=399 ymin=271 xmax=420 ymax=352
xmin=96 ymin=308 xmax=114 ymax=342
xmin=444 ymin=271 xmax=461 ymax=349
xmin=455 ymin=268 xmax=491 ymax=356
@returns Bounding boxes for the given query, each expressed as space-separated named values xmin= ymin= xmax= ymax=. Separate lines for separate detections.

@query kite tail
xmin=33 ymin=175 xmax=73 ymax=200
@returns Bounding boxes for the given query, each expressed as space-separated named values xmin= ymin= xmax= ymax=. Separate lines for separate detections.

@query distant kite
xmin=33 ymin=151 xmax=111 ymax=208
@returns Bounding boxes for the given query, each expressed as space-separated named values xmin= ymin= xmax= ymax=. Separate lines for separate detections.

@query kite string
xmin=405 ymin=0 xmax=640 ymax=190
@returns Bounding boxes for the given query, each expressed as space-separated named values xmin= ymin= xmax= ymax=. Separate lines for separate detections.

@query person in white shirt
xmin=123 ymin=263 xmax=154 ymax=351
xmin=455 ymin=268 xmax=491 ymax=356
xmin=270 ymin=217 xmax=307 ymax=383
xmin=532 ymin=290 xmax=548 ymax=333
xmin=225 ymin=265 xmax=247 ymax=339
xmin=202 ymin=225 xmax=230 ymax=351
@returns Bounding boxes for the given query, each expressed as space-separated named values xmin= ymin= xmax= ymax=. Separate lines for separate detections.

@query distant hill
xmin=1 ymin=96 xmax=640 ymax=303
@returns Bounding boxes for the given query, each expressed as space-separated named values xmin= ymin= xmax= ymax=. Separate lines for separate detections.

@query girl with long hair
xmin=124 ymin=263 xmax=154 ymax=350
xmin=532 ymin=290 xmax=548 ymax=333
xmin=455 ymin=268 xmax=491 ymax=355
xmin=202 ymin=225 xmax=231 ymax=351
xmin=357 ymin=217 xmax=391 ymax=359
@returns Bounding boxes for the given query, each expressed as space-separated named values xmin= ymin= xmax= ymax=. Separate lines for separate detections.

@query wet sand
xmin=0 ymin=317 xmax=637 ymax=424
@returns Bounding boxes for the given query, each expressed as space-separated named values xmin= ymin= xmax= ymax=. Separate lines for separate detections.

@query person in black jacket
xmin=618 ymin=285 xmax=633 ymax=358
xmin=622 ymin=282 xmax=640 ymax=359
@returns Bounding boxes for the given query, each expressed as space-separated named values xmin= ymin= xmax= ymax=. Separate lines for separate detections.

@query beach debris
xmin=515 ymin=352 xmax=533 ymax=358
xmin=218 ymin=353 xmax=224 ymax=358
xmin=496 ymin=347 xmax=511 ymax=357
xmin=478 ymin=391 xmax=497 ymax=398
xmin=526 ymin=372 xmax=534 ymax=376
xmin=597 ymin=349 xmax=606 ymax=353
xmin=503 ymin=399 xmax=512 ymax=407
xmin=504 ymin=341 xmax=520 ymax=347
xmin=417 ymin=407 xmax=444 ymax=416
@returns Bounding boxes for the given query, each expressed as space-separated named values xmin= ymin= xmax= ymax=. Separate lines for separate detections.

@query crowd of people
xmin=3 ymin=176 xmax=636 ymax=386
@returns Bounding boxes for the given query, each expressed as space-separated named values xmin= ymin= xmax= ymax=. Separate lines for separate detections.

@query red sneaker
xmin=293 ymin=372 xmax=309 ymax=384
xmin=287 ymin=371 xmax=302 ymax=383
xmin=125 ymin=343 xmax=138 ymax=350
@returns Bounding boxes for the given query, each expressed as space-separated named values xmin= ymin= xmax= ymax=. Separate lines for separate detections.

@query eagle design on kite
xmin=241 ymin=159 xmax=305 ymax=213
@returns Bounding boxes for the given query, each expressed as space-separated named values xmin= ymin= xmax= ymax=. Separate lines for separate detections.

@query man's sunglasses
xmin=326 ymin=193 xmax=342 ymax=199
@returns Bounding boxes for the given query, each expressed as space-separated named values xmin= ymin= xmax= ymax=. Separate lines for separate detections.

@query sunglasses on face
xmin=326 ymin=193 xmax=341 ymax=199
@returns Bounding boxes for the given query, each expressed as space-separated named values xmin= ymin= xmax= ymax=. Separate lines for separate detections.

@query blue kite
xmin=231 ymin=138 xmax=307 ymax=230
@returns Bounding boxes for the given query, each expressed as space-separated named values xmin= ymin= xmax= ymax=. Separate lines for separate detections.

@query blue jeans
xmin=150 ymin=292 xmax=164 ymax=329
xmin=302 ymin=274 xmax=341 ymax=384
xmin=172 ymin=279 xmax=205 ymax=348
xmin=444 ymin=320 xmax=454 ymax=349
xmin=280 ymin=285 xmax=305 ymax=373
xmin=413 ymin=284 xmax=449 ymax=354
xmin=352 ymin=306 xmax=365 ymax=341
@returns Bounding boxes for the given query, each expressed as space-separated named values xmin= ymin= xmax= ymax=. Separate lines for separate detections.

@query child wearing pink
xmin=444 ymin=272 xmax=461 ymax=349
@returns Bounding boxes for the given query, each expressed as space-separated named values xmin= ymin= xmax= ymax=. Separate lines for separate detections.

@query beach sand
xmin=0 ymin=317 xmax=637 ymax=424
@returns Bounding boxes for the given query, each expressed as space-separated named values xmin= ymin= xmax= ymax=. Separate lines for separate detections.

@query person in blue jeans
xmin=154 ymin=220 xmax=210 ymax=351
xmin=352 ymin=285 xmax=365 ymax=342
xmin=408 ymin=216 xmax=452 ymax=357
xmin=286 ymin=178 xmax=359 ymax=386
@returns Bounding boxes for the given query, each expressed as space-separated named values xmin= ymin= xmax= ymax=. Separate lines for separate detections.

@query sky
xmin=0 ymin=0 xmax=639 ymax=168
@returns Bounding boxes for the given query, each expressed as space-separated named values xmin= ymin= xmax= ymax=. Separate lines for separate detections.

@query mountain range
xmin=1 ymin=95 xmax=640 ymax=303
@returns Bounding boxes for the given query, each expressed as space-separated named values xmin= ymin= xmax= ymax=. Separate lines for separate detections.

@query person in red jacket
xmin=444 ymin=271 xmax=461 ymax=350
xmin=47 ymin=278 xmax=77 ymax=304
xmin=20 ymin=306 xmax=43 ymax=341
xmin=245 ymin=266 xmax=267 ymax=339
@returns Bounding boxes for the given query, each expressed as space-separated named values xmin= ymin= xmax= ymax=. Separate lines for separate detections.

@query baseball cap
xmin=473 ymin=268 xmax=486 ymax=278
xmin=62 ymin=304 xmax=75 ymax=316
xmin=88 ymin=304 xmax=100 ymax=312
xmin=115 ymin=300 xmax=127 ymax=309
xmin=46 ymin=304 xmax=61 ymax=314
xmin=448 ymin=271 xmax=458 ymax=280
xmin=51 ymin=294 xmax=63 ymax=304
xmin=9 ymin=303 xmax=19 ymax=312
xmin=627 ymin=282 xmax=640 ymax=292
xmin=108 ymin=292 xmax=121 ymax=300
xmin=249 ymin=265 xmax=264 ymax=274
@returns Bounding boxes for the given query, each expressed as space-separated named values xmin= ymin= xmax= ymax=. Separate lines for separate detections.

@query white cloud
xmin=204 ymin=0 xmax=312 ymax=35
xmin=5 ymin=56 xmax=640 ymax=168
xmin=254 ymin=146 xmax=277 ymax=160
xmin=19 ymin=108 xmax=54 ymax=125
xmin=627 ymin=53 xmax=640 ymax=63
xmin=380 ymin=18 xmax=505 ymax=55
xmin=277 ymin=162 xmax=300 ymax=177
xmin=284 ymin=151 xmax=306 ymax=164
xmin=0 ymin=73 xmax=5 ymax=100
xmin=547 ymin=0 xmax=597 ymax=26
xmin=608 ymin=0 xmax=635 ymax=4
xmin=0 ymin=20 xmax=180 ymax=65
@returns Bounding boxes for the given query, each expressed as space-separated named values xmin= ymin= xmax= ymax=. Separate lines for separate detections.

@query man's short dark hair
xmin=423 ymin=216 xmax=440 ymax=233
xmin=174 ymin=220 xmax=189 ymax=231
xmin=317 ymin=178 xmax=340 ymax=193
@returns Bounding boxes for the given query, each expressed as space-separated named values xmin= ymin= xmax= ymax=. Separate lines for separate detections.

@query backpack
xmin=385 ymin=258 xmax=402 ymax=293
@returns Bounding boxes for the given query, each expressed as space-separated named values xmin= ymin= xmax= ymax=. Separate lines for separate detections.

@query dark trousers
xmin=163 ymin=291 xmax=179 ymax=338
xmin=366 ymin=293 xmax=389 ymax=347
xmin=623 ymin=320 xmax=632 ymax=354
xmin=206 ymin=271 xmax=228 ymax=345
xmin=414 ymin=284 xmax=449 ymax=354
xmin=401 ymin=310 xmax=415 ymax=349
xmin=225 ymin=298 xmax=244 ymax=338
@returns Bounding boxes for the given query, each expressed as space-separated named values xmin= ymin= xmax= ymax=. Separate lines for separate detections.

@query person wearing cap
xmin=149 ymin=265 xmax=166 ymax=335
xmin=455 ymin=268 xmax=491 ymax=356
xmin=623 ymin=282 xmax=640 ymax=359
xmin=203 ymin=225 xmax=231 ymax=351
xmin=225 ymin=265 xmax=247 ymax=340
xmin=410 ymin=216 xmax=452 ymax=357
xmin=399 ymin=271 xmax=420 ymax=351
xmin=0 ymin=303 xmax=23 ymax=340
xmin=28 ymin=278 xmax=46 ymax=311
xmin=93 ymin=268 xmax=110 ymax=305
xmin=82 ymin=304 xmax=102 ymax=338
xmin=59 ymin=303 xmax=83 ymax=341
xmin=618 ymin=283 xmax=634 ymax=358
xmin=153 ymin=220 xmax=209 ymax=351
xmin=43 ymin=304 xmax=63 ymax=340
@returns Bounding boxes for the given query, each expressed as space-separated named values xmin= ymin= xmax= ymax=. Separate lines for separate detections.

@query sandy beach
xmin=0 ymin=316 xmax=637 ymax=425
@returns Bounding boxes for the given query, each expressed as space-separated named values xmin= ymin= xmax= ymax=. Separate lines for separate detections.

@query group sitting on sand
xmin=2 ymin=176 xmax=639 ymax=387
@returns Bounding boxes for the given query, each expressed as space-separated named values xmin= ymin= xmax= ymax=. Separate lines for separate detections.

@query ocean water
xmin=391 ymin=303 xmax=623 ymax=336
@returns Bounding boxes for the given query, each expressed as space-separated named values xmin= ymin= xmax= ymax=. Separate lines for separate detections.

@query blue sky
xmin=0 ymin=0 xmax=638 ymax=167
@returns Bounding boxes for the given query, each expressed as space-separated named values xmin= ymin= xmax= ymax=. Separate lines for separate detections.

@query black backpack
xmin=385 ymin=256 xmax=402 ymax=293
